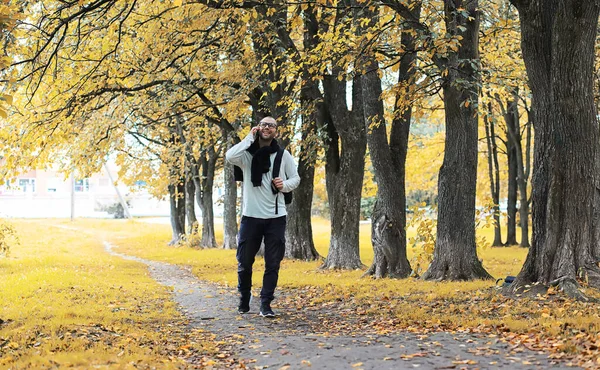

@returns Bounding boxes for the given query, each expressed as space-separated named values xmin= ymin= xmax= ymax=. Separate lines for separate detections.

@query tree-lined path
xmin=2 ymin=216 xmax=599 ymax=368
xmin=3 ymin=0 xmax=600 ymax=368
xmin=100 ymin=232 xmax=571 ymax=369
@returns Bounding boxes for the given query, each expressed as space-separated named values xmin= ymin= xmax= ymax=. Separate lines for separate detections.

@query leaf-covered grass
xmin=95 ymin=217 xmax=526 ymax=297
xmin=0 ymin=220 xmax=221 ymax=368
xmin=105 ymin=217 xmax=599 ymax=368
xmin=3 ymin=218 xmax=600 ymax=368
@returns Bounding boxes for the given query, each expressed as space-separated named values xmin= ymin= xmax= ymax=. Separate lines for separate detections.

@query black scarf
xmin=247 ymin=139 xmax=280 ymax=187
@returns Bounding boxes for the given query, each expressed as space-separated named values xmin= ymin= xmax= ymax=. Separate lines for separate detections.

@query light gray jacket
xmin=225 ymin=133 xmax=300 ymax=218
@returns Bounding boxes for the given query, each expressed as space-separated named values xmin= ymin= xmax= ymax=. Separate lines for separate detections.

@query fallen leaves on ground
xmin=274 ymin=284 xmax=600 ymax=369
xmin=8 ymin=220 xmax=599 ymax=369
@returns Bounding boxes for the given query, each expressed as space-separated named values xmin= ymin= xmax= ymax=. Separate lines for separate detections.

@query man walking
xmin=225 ymin=116 xmax=300 ymax=317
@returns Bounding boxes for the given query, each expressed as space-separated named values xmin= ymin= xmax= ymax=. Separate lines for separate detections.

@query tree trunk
xmin=168 ymin=181 xmax=186 ymax=246
xmin=284 ymin=118 xmax=319 ymax=260
xmin=361 ymin=3 xmax=418 ymax=279
xmin=284 ymin=4 xmax=320 ymax=261
xmin=506 ymin=0 xmax=600 ymax=299
xmin=222 ymin=138 xmax=238 ymax=250
xmin=518 ymin=115 xmax=531 ymax=248
xmin=185 ymin=173 xmax=198 ymax=236
xmin=423 ymin=0 xmax=492 ymax=281
xmin=200 ymin=186 xmax=216 ymax=248
xmin=167 ymin=122 xmax=186 ymax=246
xmin=505 ymin=96 xmax=519 ymax=245
xmin=503 ymin=88 xmax=531 ymax=248
xmin=285 ymin=151 xmax=319 ymax=260
xmin=506 ymin=166 xmax=518 ymax=245
xmin=484 ymin=103 xmax=503 ymax=247
xmin=195 ymin=147 xmax=218 ymax=248
xmin=320 ymin=73 xmax=367 ymax=270
xmin=360 ymin=72 xmax=412 ymax=278
xmin=595 ymin=145 xmax=600 ymax=261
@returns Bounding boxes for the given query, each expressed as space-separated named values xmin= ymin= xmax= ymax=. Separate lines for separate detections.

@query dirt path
xmin=104 ymin=242 xmax=574 ymax=369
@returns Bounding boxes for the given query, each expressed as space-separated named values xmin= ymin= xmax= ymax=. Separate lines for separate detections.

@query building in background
xmin=0 ymin=165 xmax=171 ymax=218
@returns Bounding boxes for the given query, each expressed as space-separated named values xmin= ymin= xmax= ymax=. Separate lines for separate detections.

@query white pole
xmin=104 ymin=163 xmax=132 ymax=219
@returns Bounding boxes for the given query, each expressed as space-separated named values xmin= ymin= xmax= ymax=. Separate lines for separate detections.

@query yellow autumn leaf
xmin=1 ymin=94 xmax=13 ymax=105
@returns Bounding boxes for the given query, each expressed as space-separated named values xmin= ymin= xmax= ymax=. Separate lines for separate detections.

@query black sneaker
xmin=238 ymin=295 xmax=250 ymax=314
xmin=259 ymin=303 xmax=275 ymax=318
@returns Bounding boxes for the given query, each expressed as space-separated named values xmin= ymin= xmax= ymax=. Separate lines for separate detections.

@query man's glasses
xmin=258 ymin=121 xmax=277 ymax=129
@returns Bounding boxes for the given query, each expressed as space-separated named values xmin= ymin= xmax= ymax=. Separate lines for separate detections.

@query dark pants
xmin=237 ymin=216 xmax=286 ymax=305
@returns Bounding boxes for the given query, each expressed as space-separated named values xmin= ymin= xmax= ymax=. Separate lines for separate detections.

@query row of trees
xmin=1 ymin=0 xmax=599 ymax=298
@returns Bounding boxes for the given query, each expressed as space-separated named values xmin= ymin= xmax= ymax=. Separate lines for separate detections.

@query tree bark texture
xmin=502 ymin=90 xmax=532 ymax=248
xmin=504 ymin=96 xmax=519 ymax=245
xmin=284 ymin=111 xmax=319 ymax=261
xmin=361 ymin=3 xmax=419 ymax=278
xmin=594 ymin=148 xmax=600 ymax=260
xmin=195 ymin=147 xmax=218 ymax=248
xmin=320 ymin=73 xmax=367 ymax=270
xmin=361 ymin=70 xmax=412 ymax=278
xmin=423 ymin=0 xmax=492 ymax=281
xmin=168 ymin=181 xmax=186 ymax=246
xmin=222 ymin=138 xmax=238 ymax=250
xmin=484 ymin=104 xmax=503 ymax=246
xmin=185 ymin=173 xmax=198 ymax=236
xmin=507 ymin=0 xmax=600 ymax=298
xmin=518 ymin=115 xmax=532 ymax=248
xmin=284 ymin=5 xmax=320 ymax=261
xmin=284 ymin=136 xmax=319 ymax=260
xmin=167 ymin=123 xmax=186 ymax=246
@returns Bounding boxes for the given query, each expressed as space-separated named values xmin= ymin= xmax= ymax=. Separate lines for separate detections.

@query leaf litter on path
xmin=104 ymin=241 xmax=585 ymax=369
